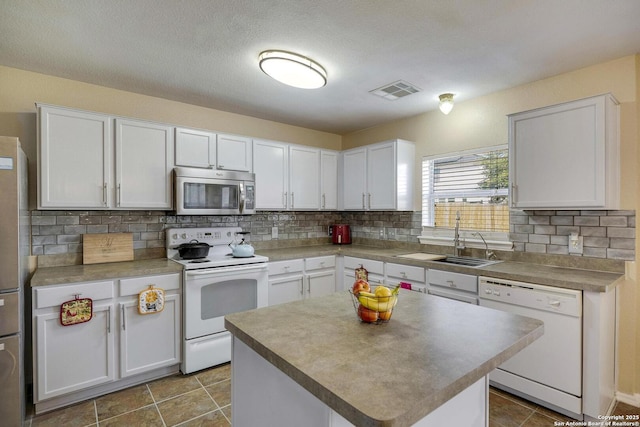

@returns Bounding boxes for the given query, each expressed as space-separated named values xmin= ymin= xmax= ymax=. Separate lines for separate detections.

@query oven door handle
xmin=185 ymin=263 xmax=267 ymax=276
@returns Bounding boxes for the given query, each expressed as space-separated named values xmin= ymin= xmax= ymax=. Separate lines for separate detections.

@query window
xmin=422 ymin=146 xmax=509 ymax=232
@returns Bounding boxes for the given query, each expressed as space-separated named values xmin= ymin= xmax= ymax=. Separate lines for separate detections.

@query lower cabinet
xmin=32 ymin=273 xmax=181 ymax=412
xmin=268 ymin=256 xmax=336 ymax=306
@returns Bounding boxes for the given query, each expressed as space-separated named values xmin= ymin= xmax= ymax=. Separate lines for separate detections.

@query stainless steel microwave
xmin=174 ymin=167 xmax=256 ymax=215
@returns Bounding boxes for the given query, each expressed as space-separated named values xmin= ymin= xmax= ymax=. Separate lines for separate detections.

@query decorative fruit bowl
xmin=349 ymin=284 xmax=400 ymax=324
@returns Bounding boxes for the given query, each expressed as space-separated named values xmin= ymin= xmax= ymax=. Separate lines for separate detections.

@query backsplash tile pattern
xmin=31 ymin=209 xmax=634 ymax=263
xmin=510 ymin=210 xmax=635 ymax=260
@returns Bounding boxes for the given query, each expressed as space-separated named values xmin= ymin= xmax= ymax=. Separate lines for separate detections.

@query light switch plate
xmin=568 ymin=233 xmax=584 ymax=254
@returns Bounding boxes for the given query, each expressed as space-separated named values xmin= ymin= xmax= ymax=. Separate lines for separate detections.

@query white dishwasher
xmin=478 ymin=276 xmax=583 ymax=418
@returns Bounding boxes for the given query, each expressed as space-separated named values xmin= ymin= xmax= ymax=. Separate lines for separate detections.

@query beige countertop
xmin=30 ymin=258 xmax=183 ymax=287
xmin=225 ymin=289 xmax=544 ymax=426
xmin=259 ymin=244 xmax=624 ymax=292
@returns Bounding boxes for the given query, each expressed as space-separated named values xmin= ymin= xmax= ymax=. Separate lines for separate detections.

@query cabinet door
xmin=217 ymin=134 xmax=252 ymax=172
xmin=320 ymin=150 xmax=338 ymax=210
xmin=509 ymin=95 xmax=616 ymax=209
xmin=307 ymin=270 xmax=336 ymax=299
xmin=175 ymin=127 xmax=216 ymax=168
xmin=367 ymin=142 xmax=396 ymax=209
xmin=115 ymin=119 xmax=174 ymax=209
xmin=119 ymin=293 xmax=181 ymax=378
xmin=268 ymin=275 xmax=304 ymax=306
xmin=38 ymin=106 xmax=111 ymax=209
xmin=342 ymin=148 xmax=367 ymax=209
xmin=253 ymin=139 xmax=289 ymax=210
xmin=35 ymin=303 xmax=115 ymax=401
xmin=289 ymin=145 xmax=320 ymax=210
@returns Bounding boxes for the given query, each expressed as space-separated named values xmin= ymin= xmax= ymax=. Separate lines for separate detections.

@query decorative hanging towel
xmin=138 ymin=285 xmax=165 ymax=314
xmin=60 ymin=295 xmax=93 ymax=326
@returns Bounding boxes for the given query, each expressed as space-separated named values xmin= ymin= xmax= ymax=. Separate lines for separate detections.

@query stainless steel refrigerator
xmin=0 ymin=136 xmax=28 ymax=426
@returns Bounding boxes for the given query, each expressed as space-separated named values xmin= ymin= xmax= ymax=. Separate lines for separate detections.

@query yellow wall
xmin=343 ymin=54 xmax=640 ymax=399
xmin=0 ymin=65 xmax=342 ymax=205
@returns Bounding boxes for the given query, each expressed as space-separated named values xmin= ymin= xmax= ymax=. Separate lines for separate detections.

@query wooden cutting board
xmin=83 ymin=233 xmax=134 ymax=265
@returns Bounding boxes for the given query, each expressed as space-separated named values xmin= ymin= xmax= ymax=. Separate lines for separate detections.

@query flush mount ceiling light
xmin=438 ymin=93 xmax=455 ymax=115
xmin=258 ymin=50 xmax=327 ymax=89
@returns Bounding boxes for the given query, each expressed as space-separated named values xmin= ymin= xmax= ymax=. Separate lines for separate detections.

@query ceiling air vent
xmin=369 ymin=80 xmax=421 ymax=100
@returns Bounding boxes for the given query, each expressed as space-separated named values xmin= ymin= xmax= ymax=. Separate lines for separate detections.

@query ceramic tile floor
xmin=25 ymin=362 xmax=639 ymax=426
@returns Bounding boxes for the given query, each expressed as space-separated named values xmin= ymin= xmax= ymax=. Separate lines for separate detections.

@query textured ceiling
xmin=1 ymin=0 xmax=639 ymax=134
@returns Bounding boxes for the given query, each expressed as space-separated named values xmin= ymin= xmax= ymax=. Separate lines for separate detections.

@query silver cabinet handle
xmin=300 ymin=279 xmax=304 ymax=296
xmin=511 ymin=183 xmax=518 ymax=204
xmin=291 ymin=192 xmax=294 ymax=209
xmin=307 ymin=276 xmax=311 ymax=294
xmin=107 ymin=306 xmax=111 ymax=333
xmin=447 ymin=280 xmax=457 ymax=288
xmin=362 ymin=193 xmax=365 ymax=209
xmin=117 ymin=183 xmax=122 ymax=207
xmin=103 ymin=183 xmax=108 ymax=206
xmin=218 ymin=164 xmax=225 ymax=169
xmin=368 ymin=193 xmax=371 ymax=209
xmin=322 ymin=193 xmax=326 ymax=209
xmin=121 ymin=305 xmax=126 ymax=330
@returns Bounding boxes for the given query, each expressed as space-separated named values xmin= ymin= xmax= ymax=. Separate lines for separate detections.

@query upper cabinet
xmin=253 ymin=140 xmax=333 ymax=211
xmin=509 ymin=94 xmax=620 ymax=210
xmin=38 ymin=105 xmax=112 ymax=209
xmin=115 ymin=119 xmax=174 ymax=209
xmin=341 ymin=139 xmax=415 ymax=210
xmin=320 ymin=150 xmax=338 ymax=210
xmin=175 ymin=127 xmax=216 ymax=168
xmin=38 ymin=105 xmax=173 ymax=210
xmin=216 ymin=134 xmax=252 ymax=172
xmin=175 ymin=130 xmax=252 ymax=172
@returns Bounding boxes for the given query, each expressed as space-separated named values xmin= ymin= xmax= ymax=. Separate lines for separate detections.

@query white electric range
xmin=167 ymin=227 xmax=268 ymax=373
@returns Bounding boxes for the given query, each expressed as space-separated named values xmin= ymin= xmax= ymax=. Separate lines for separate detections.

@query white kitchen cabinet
xmin=38 ymin=104 xmax=174 ymax=210
xmin=217 ymin=133 xmax=253 ymax=172
xmin=254 ymin=140 xmax=325 ymax=210
xmin=342 ymin=256 xmax=384 ymax=291
xmin=509 ymin=93 xmax=619 ymax=209
xmin=341 ymin=139 xmax=415 ymax=210
xmin=254 ymin=139 xmax=289 ymax=210
xmin=385 ymin=262 xmax=427 ymax=293
xmin=320 ymin=150 xmax=339 ymax=210
xmin=175 ymin=127 xmax=216 ymax=168
xmin=115 ymin=118 xmax=174 ymax=209
xmin=428 ymin=269 xmax=478 ymax=304
xmin=37 ymin=105 xmax=112 ymax=209
xmin=268 ymin=259 xmax=305 ymax=306
xmin=268 ymin=256 xmax=337 ymax=306
xmin=289 ymin=145 xmax=320 ymax=209
xmin=118 ymin=274 xmax=181 ymax=378
xmin=32 ymin=273 xmax=181 ymax=413
xmin=33 ymin=280 xmax=116 ymax=402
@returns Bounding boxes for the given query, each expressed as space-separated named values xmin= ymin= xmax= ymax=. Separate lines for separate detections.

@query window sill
xmin=418 ymin=228 xmax=513 ymax=252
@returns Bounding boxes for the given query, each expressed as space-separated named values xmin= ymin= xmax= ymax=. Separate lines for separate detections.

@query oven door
xmin=184 ymin=263 xmax=268 ymax=340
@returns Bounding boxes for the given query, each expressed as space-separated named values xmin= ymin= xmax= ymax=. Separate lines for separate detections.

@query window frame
xmin=419 ymin=145 xmax=513 ymax=251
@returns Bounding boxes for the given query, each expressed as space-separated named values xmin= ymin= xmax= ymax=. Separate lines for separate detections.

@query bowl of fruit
xmin=350 ymin=279 xmax=400 ymax=323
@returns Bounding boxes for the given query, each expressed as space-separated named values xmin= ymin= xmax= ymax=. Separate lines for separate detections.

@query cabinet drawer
xmin=429 ymin=270 xmax=477 ymax=294
xmin=305 ymin=256 xmax=336 ymax=271
xmin=34 ymin=281 xmax=115 ymax=309
xmin=385 ymin=263 xmax=425 ymax=283
xmin=119 ymin=273 xmax=180 ymax=297
xmin=343 ymin=257 xmax=384 ymax=275
xmin=268 ymin=259 xmax=304 ymax=276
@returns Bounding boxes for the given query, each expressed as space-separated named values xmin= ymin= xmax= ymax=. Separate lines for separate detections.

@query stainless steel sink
xmin=432 ymin=256 xmax=501 ymax=268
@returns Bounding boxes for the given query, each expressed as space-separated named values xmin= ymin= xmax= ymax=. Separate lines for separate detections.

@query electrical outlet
xmin=328 ymin=226 xmax=333 ymax=236
xmin=271 ymin=226 xmax=278 ymax=239
xmin=568 ymin=232 xmax=583 ymax=254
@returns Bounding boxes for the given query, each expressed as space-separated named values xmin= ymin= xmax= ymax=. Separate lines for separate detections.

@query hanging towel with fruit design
xmin=60 ymin=295 xmax=93 ymax=326
xmin=138 ymin=285 xmax=165 ymax=314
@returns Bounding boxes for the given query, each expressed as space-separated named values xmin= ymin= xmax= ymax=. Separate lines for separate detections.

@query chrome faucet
xmin=453 ymin=211 xmax=463 ymax=256
xmin=472 ymin=231 xmax=495 ymax=260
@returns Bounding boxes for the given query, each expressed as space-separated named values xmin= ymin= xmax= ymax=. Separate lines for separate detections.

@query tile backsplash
xmin=31 ymin=209 xmax=635 ymax=265
xmin=510 ymin=210 xmax=635 ymax=260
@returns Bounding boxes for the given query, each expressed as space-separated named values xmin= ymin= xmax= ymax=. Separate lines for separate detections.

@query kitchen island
xmin=225 ymin=289 xmax=544 ymax=427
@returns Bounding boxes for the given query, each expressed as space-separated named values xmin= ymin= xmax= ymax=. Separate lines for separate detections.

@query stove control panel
xmin=166 ymin=227 xmax=242 ymax=248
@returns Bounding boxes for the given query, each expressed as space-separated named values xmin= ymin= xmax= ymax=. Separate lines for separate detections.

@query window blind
xmin=422 ymin=146 xmax=509 ymax=231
